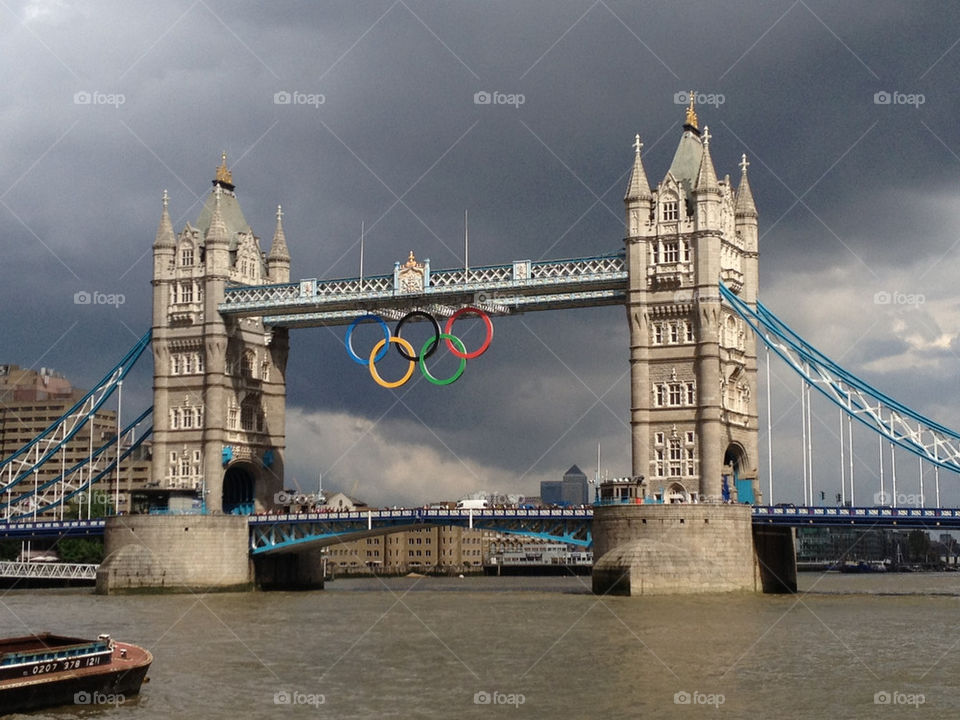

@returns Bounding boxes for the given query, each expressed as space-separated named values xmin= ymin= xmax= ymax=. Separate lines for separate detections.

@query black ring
xmin=394 ymin=311 xmax=440 ymax=361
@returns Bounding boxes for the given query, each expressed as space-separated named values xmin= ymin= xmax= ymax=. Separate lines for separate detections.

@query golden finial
xmin=684 ymin=91 xmax=698 ymax=130
xmin=404 ymin=250 xmax=418 ymax=267
xmin=215 ymin=151 xmax=233 ymax=185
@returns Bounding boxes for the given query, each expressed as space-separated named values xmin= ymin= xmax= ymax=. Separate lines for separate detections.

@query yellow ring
xmin=369 ymin=337 xmax=416 ymax=388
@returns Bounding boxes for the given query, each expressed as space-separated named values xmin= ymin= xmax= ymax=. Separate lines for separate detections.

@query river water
xmin=2 ymin=573 xmax=959 ymax=718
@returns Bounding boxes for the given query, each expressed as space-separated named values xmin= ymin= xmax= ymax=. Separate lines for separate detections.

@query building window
xmin=171 ymin=355 xmax=181 ymax=375
xmin=685 ymin=322 xmax=694 ymax=343
xmin=685 ymin=448 xmax=695 ymax=476
xmin=685 ymin=431 xmax=695 ymax=445
xmin=655 ymin=449 xmax=665 ymax=477
xmin=656 ymin=385 xmax=666 ymax=407
xmin=180 ymin=282 xmax=193 ymax=304
xmin=669 ymin=323 xmax=679 ymax=344
xmin=169 ymin=410 xmax=179 ymax=430
xmin=241 ymin=405 xmax=255 ymax=431
xmin=663 ymin=201 xmax=678 ymax=222
xmin=669 ymin=439 xmax=682 ymax=476
xmin=242 ymin=351 xmax=256 ymax=379
xmin=668 ymin=383 xmax=682 ymax=406
xmin=655 ymin=432 xmax=664 ymax=446
xmin=182 ymin=409 xmax=193 ymax=429
xmin=682 ymin=241 xmax=691 ymax=262
xmin=686 ymin=382 xmax=696 ymax=405
xmin=181 ymin=247 xmax=193 ymax=266
xmin=654 ymin=324 xmax=664 ymax=345
xmin=228 ymin=407 xmax=238 ymax=430
xmin=663 ymin=242 xmax=679 ymax=263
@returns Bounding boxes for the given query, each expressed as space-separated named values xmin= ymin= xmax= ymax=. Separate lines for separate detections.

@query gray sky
xmin=2 ymin=0 xmax=959 ymax=506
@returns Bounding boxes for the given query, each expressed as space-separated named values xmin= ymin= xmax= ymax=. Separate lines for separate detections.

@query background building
xmin=0 ymin=365 xmax=150 ymax=518
xmin=562 ymin=465 xmax=589 ymax=506
xmin=325 ymin=525 xmax=492 ymax=575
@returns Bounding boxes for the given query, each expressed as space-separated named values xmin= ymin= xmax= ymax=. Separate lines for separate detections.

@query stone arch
xmin=665 ymin=482 xmax=687 ymax=504
xmin=223 ymin=461 xmax=257 ymax=515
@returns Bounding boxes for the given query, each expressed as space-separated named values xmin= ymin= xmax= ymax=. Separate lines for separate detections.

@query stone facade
xmin=624 ymin=100 xmax=760 ymax=504
xmin=150 ymin=157 xmax=290 ymax=514
xmin=95 ymin=514 xmax=252 ymax=593
xmin=592 ymin=504 xmax=758 ymax=594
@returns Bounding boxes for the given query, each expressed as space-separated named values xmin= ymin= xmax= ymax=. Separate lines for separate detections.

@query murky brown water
xmin=2 ymin=573 xmax=959 ymax=718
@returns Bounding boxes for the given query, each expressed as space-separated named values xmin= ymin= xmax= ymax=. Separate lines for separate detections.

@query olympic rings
xmin=368 ymin=337 xmax=416 ymax=388
xmin=444 ymin=306 xmax=494 ymax=359
xmin=419 ymin=334 xmax=467 ymax=386
xmin=345 ymin=314 xmax=390 ymax=366
xmin=346 ymin=307 xmax=494 ymax=388
xmin=394 ymin=311 xmax=441 ymax=361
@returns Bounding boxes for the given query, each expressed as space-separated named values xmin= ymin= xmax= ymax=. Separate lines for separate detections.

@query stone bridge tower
xmin=150 ymin=156 xmax=290 ymax=514
xmin=624 ymin=98 xmax=760 ymax=505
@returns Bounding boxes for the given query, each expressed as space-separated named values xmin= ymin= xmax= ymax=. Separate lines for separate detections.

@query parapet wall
xmin=95 ymin=515 xmax=253 ymax=594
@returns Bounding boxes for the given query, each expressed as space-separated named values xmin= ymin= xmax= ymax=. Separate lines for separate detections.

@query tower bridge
xmin=5 ymin=97 xmax=959 ymax=594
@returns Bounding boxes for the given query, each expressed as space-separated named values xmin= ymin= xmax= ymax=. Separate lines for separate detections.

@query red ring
xmin=443 ymin=307 xmax=493 ymax=359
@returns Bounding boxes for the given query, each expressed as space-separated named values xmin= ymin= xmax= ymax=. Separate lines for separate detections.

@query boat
xmin=0 ymin=632 xmax=151 ymax=714
xmin=839 ymin=560 xmax=887 ymax=574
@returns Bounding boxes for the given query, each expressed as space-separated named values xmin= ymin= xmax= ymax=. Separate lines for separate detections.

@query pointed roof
xmin=564 ymin=464 xmax=586 ymax=479
xmin=664 ymin=127 xmax=703 ymax=202
xmin=735 ymin=154 xmax=757 ymax=217
xmin=268 ymin=205 xmax=290 ymax=263
xmin=195 ymin=154 xmax=253 ymax=250
xmin=204 ymin=186 xmax=229 ymax=246
xmin=153 ymin=190 xmax=175 ymax=249
xmin=694 ymin=126 xmax=719 ymax=193
xmin=624 ymin=134 xmax=651 ymax=201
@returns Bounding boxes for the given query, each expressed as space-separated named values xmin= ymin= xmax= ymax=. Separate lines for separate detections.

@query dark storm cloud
xmin=2 ymin=1 xmax=960 ymax=503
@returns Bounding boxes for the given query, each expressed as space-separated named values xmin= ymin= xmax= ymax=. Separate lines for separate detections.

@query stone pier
xmin=591 ymin=504 xmax=796 ymax=595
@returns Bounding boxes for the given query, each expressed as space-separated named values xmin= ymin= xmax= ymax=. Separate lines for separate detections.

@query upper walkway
xmin=1 ymin=506 xmax=958 ymax=548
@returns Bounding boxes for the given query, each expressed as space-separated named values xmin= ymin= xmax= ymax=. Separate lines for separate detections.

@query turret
xmin=267 ymin=205 xmax=291 ymax=283
xmin=624 ymin=135 xmax=652 ymax=237
xmin=692 ymin=126 xmax=721 ymax=228
xmin=152 ymin=190 xmax=176 ymax=280
xmin=204 ymin=185 xmax=230 ymax=278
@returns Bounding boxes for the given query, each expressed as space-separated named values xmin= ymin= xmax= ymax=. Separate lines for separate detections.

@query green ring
xmin=419 ymin=333 xmax=467 ymax=386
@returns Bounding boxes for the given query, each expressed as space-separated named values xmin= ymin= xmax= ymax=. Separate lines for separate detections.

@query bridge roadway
xmin=2 ymin=506 xmax=960 ymax=550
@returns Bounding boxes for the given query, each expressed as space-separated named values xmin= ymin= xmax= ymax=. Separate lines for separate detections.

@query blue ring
xmin=345 ymin=314 xmax=391 ymax=366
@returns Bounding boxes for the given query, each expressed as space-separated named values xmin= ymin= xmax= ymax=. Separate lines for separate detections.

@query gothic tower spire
xmin=624 ymin=134 xmax=651 ymax=201
xmin=735 ymin=154 xmax=757 ymax=218
xmin=268 ymin=204 xmax=291 ymax=283
xmin=153 ymin=189 xmax=175 ymax=249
